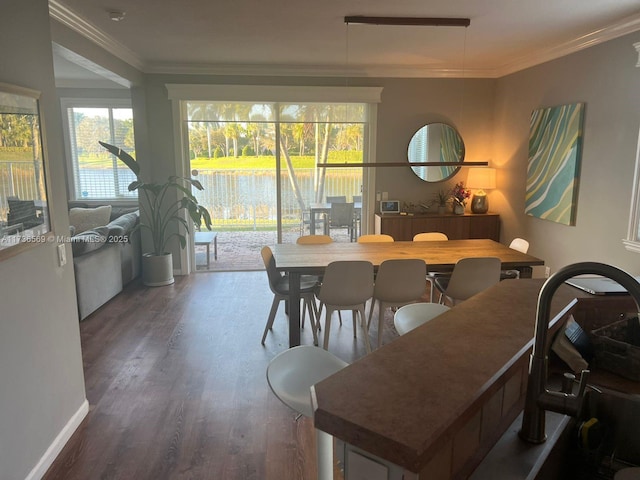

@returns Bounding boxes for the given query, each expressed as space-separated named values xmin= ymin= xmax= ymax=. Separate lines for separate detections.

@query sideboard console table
xmin=374 ymin=212 xmax=500 ymax=241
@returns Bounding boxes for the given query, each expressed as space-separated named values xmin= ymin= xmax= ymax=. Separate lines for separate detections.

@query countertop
xmin=311 ymin=279 xmax=635 ymax=474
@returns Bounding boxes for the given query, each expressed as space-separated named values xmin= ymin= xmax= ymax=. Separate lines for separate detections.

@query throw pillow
xmin=69 ymin=205 xmax=112 ymax=234
xmin=70 ymin=226 xmax=109 ymax=256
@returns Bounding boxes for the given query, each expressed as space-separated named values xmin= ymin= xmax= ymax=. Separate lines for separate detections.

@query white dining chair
xmin=316 ymin=260 xmax=374 ymax=353
xmin=413 ymin=232 xmax=448 ymax=241
xmin=296 ymin=234 xmax=333 ymax=245
xmin=434 ymin=257 xmax=502 ymax=306
xmin=368 ymin=258 xmax=427 ymax=348
xmin=501 ymin=237 xmax=530 ymax=280
xmin=357 ymin=234 xmax=394 ymax=243
xmin=296 ymin=234 xmax=334 ymax=328
xmin=413 ymin=231 xmax=449 ymax=302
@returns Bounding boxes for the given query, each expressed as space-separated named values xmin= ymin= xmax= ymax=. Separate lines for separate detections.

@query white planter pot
xmin=142 ymin=253 xmax=174 ymax=286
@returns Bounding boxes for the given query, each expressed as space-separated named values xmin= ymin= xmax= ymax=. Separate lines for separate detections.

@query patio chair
xmin=7 ymin=198 xmax=43 ymax=229
xmin=328 ymin=202 xmax=356 ymax=241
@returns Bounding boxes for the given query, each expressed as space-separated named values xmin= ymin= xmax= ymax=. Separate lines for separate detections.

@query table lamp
xmin=466 ymin=167 xmax=496 ymax=214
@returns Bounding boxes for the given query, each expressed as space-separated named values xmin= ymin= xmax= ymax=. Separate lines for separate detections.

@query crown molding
xmin=48 ymin=0 xmax=145 ymax=71
xmin=494 ymin=12 xmax=640 ymax=77
xmin=146 ymin=62 xmax=497 ymax=79
xmin=48 ymin=1 xmax=640 ymax=79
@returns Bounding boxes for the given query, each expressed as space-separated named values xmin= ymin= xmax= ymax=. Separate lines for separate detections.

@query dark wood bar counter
xmin=312 ymin=279 xmax=636 ymax=479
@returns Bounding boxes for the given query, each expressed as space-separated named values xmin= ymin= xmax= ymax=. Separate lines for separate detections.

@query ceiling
xmin=50 ymin=0 xmax=640 ymax=86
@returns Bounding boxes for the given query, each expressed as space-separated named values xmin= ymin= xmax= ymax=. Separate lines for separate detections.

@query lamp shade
xmin=466 ymin=167 xmax=496 ymax=190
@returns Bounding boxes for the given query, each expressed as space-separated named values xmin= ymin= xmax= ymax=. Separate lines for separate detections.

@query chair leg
xmin=261 ymin=296 xmax=281 ymax=345
xmin=367 ymin=298 xmax=376 ymax=328
xmin=358 ymin=305 xmax=372 ymax=354
xmin=301 ymin=299 xmax=306 ymax=329
xmin=377 ymin=302 xmax=385 ymax=349
xmin=304 ymin=297 xmax=319 ymax=346
xmin=351 ymin=310 xmax=357 ymax=338
xmin=323 ymin=308 xmax=333 ymax=350
xmin=427 ymin=278 xmax=435 ymax=303
xmin=313 ymin=300 xmax=322 ymax=331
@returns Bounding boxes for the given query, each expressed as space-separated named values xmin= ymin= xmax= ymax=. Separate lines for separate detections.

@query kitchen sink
xmin=536 ymin=387 xmax=640 ymax=479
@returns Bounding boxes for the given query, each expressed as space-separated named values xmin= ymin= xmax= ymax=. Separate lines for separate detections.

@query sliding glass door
xmin=184 ymin=98 xmax=369 ymax=270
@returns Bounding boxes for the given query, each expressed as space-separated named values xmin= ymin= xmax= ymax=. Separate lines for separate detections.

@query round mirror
xmin=407 ymin=123 xmax=465 ymax=182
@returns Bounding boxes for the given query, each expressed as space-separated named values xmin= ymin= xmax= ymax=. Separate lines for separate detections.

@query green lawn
xmin=73 ymin=150 xmax=362 ymax=170
xmin=0 ymin=149 xmax=33 ymax=162
xmin=191 ymin=151 xmax=362 ymax=170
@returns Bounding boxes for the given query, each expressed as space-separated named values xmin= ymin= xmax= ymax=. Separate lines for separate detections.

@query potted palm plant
xmin=99 ymin=141 xmax=212 ymax=286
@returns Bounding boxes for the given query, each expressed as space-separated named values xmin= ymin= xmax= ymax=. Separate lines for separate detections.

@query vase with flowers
xmin=450 ymin=181 xmax=471 ymax=214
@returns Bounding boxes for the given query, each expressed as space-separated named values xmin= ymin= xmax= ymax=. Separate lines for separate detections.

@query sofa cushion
xmin=106 ymin=211 xmax=139 ymax=239
xmin=71 ymin=226 xmax=109 ymax=256
xmin=69 ymin=205 xmax=112 ymax=234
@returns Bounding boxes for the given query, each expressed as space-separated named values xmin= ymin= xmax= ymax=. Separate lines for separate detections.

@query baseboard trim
xmin=25 ymin=399 xmax=89 ymax=480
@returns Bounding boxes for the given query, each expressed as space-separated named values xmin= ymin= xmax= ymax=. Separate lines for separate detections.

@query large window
xmin=62 ymin=99 xmax=136 ymax=201
xmin=184 ymin=100 xmax=366 ymax=236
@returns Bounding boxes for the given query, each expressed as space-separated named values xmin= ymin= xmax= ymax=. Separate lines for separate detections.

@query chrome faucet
xmin=519 ymin=262 xmax=640 ymax=444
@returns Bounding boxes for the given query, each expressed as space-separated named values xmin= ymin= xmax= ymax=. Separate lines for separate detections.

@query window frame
xmin=166 ymin=84 xmax=382 ymax=274
xmin=624 ymin=127 xmax=640 ymax=253
xmin=60 ymin=97 xmax=136 ymax=204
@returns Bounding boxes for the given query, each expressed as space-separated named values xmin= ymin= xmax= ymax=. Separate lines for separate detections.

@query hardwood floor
xmin=43 ymin=271 xmax=401 ymax=480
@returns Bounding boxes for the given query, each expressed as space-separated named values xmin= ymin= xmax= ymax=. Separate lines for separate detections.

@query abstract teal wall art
xmin=525 ymin=102 xmax=584 ymax=226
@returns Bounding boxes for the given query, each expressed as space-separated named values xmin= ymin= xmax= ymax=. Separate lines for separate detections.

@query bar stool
xmin=267 ymin=345 xmax=348 ymax=480
xmin=394 ymin=303 xmax=450 ymax=335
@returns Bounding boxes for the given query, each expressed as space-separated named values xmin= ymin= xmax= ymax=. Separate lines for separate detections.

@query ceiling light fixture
xmin=317 ymin=15 xmax=484 ymax=169
xmin=109 ymin=11 xmax=126 ymax=22
xmin=344 ymin=16 xmax=470 ymax=28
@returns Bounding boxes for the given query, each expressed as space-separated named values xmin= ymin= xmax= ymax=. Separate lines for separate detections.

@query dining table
xmin=271 ymin=239 xmax=545 ymax=347
xmin=308 ymin=202 xmax=362 ymax=235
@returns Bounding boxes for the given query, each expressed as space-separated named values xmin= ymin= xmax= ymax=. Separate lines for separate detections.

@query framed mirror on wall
xmin=0 ymin=83 xmax=52 ymax=257
xmin=407 ymin=122 xmax=465 ymax=182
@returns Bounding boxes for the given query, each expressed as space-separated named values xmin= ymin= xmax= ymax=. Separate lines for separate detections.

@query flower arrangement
xmin=450 ymin=181 xmax=471 ymax=206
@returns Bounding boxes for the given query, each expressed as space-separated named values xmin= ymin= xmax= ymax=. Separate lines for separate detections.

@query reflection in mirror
xmin=408 ymin=123 xmax=465 ymax=182
xmin=0 ymin=83 xmax=50 ymax=253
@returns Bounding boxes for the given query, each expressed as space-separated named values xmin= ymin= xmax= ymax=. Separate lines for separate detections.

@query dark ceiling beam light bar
xmin=317 ymin=161 xmax=488 ymax=168
xmin=344 ymin=16 xmax=471 ymax=27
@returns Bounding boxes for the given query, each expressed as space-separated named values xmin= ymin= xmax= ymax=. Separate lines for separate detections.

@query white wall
xmin=0 ymin=1 xmax=86 ymax=479
xmin=493 ymin=31 xmax=640 ymax=274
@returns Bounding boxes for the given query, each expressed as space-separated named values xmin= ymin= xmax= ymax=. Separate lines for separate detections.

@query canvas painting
xmin=525 ymin=102 xmax=584 ymax=226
